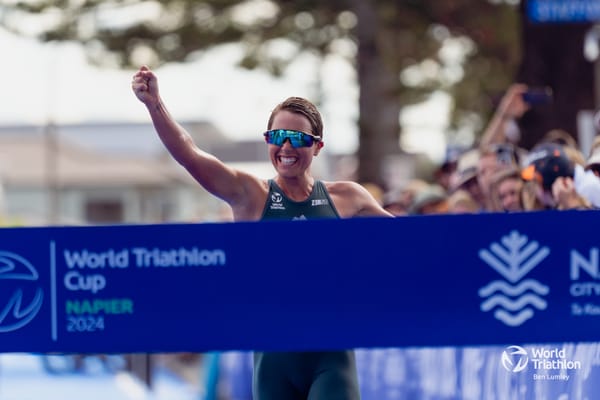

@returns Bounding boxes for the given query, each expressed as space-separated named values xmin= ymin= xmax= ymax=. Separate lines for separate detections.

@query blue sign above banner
xmin=0 ymin=210 xmax=599 ymax=353
xmin=528 ymin=0 xmax=600 ymax=23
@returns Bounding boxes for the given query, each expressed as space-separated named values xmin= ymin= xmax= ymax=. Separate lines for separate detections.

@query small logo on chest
xmin=311 ymin=199 xmax=329 ymax=206
xmin=270 ymin=192 xmax=285 ymax=210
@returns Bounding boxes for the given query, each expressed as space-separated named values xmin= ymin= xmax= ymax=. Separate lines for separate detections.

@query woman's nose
xmin=281 ymin=138 xmax=293 ymax=148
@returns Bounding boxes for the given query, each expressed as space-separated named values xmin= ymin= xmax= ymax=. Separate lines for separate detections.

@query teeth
xmin=280 ymin=157 xmax=296 ymax=165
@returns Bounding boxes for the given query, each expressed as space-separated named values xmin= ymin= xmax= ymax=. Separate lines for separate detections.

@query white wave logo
xmin=478 ymin=231 xmax=550 ymax=327
xmin=0 ymin=251 xmax=44 ymax=332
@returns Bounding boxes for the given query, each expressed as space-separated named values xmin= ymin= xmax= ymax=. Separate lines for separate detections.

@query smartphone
xmin=522 ymin=87 xmax=553 ymax=105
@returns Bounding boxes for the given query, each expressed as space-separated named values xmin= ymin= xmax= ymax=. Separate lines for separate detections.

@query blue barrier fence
xmin=216 ymin=344 xmax=600 ymax=400
xmin=0 ymin=210 xmax=599 ymax=354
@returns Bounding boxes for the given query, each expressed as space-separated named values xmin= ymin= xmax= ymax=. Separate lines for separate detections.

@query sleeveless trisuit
xmin=253 ymin=179 xmax=360 ymax=400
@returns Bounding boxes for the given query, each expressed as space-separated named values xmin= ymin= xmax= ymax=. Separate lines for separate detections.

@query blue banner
xmin=528 ymin=0 xmax=600 ymax=23
xmin=216 ymin=344 xmax=600 ymax=400
xmin=0 ymin=210 xmax=599 ymax=353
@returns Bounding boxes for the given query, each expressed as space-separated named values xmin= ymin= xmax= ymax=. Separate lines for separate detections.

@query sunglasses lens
xmin=264 ymin=130 xmax=318 ymax=148
xmin=300 ymin=134 xmax=315 ymax=147
xmin=265 ymin=131 xmax=280 ymax=145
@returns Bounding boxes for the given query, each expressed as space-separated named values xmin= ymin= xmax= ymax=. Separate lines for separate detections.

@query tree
xmin=0 ymin=0 xmax=520 ymax=187
xmin=516 ymin=0 xmax=595 ymax=149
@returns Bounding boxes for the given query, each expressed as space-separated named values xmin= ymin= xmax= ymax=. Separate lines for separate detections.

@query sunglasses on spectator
xmin=263 ymin=129 xmax=321 ymax=148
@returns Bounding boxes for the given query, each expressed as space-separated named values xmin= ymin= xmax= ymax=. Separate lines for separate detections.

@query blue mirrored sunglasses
xmin=263 ymin=129 xmax=321 ymax=148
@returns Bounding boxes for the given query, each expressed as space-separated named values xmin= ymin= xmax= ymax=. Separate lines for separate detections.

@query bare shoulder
xmin=323 ymin=180 xmax=392 ymax=218
xmin=229 ymin=175 xmax=271 ymax=221
xmin=323 ymin=180 xmax=365 ymax=196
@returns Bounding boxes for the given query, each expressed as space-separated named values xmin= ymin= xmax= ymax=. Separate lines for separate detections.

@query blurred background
xmin=0 ymin=0 xmax=597 ymax=225
xmin=0 ymin=0 xmax=599 ymax=399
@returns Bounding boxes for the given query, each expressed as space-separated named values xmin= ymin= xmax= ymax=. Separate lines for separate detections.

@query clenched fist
xmin=132 ymin=65 xmax=160 ymax=107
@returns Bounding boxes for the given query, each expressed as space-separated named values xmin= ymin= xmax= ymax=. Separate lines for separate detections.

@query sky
xmin=0 ymin=27 xmax=448 ymax=161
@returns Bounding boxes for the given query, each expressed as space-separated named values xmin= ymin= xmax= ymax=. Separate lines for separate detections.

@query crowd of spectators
xmin=380 ymin=83 xmax=600 ymax=217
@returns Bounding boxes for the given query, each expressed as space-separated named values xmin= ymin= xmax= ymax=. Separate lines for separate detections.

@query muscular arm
xmin=132 ymin=66 xmax=265 ymax=213
xmin=326 ymin=181 xmax=393 ymax=218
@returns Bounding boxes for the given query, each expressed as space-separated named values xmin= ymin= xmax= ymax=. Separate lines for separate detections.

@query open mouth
xmin=278 ymin=156 xmax=297 ymax=166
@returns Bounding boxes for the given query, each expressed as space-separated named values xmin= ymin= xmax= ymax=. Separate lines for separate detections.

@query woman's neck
xmin=275 ymin=175 xmax=315 ymax=201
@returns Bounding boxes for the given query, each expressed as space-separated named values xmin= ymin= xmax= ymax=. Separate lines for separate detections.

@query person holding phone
xmin=480 ymin=83 xmax=555 ymax=149
xmin=480 ymin=83 xmax=532 ymax=148
xmin=131 ymin=65 xmax=391 ymax=399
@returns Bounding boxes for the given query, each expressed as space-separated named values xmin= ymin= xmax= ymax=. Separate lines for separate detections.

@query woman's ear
xmin=314 ymin=141 xmax=324 ymax=155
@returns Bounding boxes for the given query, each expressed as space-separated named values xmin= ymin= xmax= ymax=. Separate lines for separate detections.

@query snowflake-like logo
xmin=478 ymin=231 xmax=550 ymax=327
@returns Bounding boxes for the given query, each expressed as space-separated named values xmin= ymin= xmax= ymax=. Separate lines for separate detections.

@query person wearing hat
xmin=407 ymin=184 xmax=448 ymax=215
xmin=585 ymin=138 xmax=600 ymax=177
xmin=521 ymin=142 xmax=591 ymax=210
xmin=573 ymin=141 xmax=600 ymax=208
xmin=450 ymin=149 xmax=485 ymax=210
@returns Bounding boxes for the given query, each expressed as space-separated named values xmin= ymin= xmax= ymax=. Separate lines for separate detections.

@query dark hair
xmin=267 ymin=97 xmax=323 ymax=139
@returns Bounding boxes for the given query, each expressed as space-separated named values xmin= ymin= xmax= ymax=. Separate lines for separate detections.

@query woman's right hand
xmin=132 ymin=65 xmax=160 ymax=107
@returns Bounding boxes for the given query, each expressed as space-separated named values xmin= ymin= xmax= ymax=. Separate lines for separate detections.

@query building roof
xmin=0 ymin=134 xmax=191 ymax=187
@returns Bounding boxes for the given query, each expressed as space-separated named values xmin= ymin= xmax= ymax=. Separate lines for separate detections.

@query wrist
xmin=146 ymin=98 xmax=164 ymax=113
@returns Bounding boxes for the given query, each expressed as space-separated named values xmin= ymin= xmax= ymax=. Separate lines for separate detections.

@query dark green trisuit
xmin=254 ymin=179 xmax=361 ymax=400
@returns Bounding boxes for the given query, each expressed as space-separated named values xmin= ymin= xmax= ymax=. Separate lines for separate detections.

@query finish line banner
xmin=0 ymin=211 xmax=598 ymax=353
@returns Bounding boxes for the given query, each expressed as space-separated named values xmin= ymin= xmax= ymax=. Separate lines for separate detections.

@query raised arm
xmin=131 ymin=66 xmax=261 ymax=208
xmin=479 ymin=83 xmax=530 ymax=148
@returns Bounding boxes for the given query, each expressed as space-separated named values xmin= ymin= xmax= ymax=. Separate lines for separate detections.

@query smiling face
xmin=267 ymin=110 xmax=323 ymax=178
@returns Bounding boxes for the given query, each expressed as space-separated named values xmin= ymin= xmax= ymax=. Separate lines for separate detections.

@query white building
xmin=0 ymin=121 xmax=273 ymax=226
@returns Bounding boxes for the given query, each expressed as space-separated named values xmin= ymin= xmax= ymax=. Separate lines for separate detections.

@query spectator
xmin=450 ymin=149 xmax=485 ymax=210
xmin=447 ymin=189 xmax=480 ymax=214
xmin=488 ymin=167 xmax=524 ymax=212
xmin=573 ymin=142 xmax=600 ymax=208
xmin=541 ymin=128 xmax=578 ymax=149
xmin=407 ymin=184 xmax=448 ymax=215
xmin=479 ymin=83 xmax=530 ymax=147
xmin=562 ymin=145 xmax=586 ymax=167
xmin=382 ymin=179 xmax=429 ymax=216
xmin=476 ymin=143 xmax=520 ymax=211
xmin=521 ymin=142 xmax=590 ymax=210
xmin=585 ymin=136 xmax=600 ymax=177
xmin=433 ymin=146 xmax=462 ymax=191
